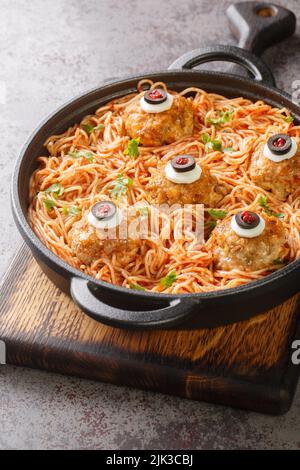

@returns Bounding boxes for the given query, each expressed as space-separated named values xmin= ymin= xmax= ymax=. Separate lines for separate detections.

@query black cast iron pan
xmin=11 ymin=2 xmax=299 ymax=330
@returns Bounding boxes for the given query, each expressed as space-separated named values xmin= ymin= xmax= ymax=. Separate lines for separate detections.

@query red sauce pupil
xmin=241 ymin=211 xmax=255 ymax=224
xmin=149 ymin=89 xmax=163 ymax=99
xmin=274 ymin=137 xmax=286 ymax=147
xmin=176 ymin=157 xmax=188 ymax=165
xmin=99 ymin=204 xmax=110 ymax=216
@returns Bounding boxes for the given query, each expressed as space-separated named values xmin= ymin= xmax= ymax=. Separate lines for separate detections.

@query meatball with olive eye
xmin=124 ymin=88 xmax=194 ymax=147
xmin=146 ymin=155 xmax=226 ymax=207
xmin=68 ymin=201 xmax=139 ymax=266
xmin=210 ymin=210 xmax=287 ymax=272
xmin=249 ymin=133 xmax=300 ymax=200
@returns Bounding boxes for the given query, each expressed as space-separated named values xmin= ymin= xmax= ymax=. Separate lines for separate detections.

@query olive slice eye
xmin=235 ymin=211 xmax=260 ymax=229
xmin=171 ymin=155 xmax=196 ymax=173
xmin=144 ymin=88 xmax=168 ymax=105
xmin=91 ymin=201 xmax=116 ymax=220
xmin=267 ymin=133 xmax=292 ymax=155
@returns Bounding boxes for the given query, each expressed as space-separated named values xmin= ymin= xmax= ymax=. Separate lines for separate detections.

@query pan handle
xmin=70 ymin=277 xmax=197 ymax=329
xmin=227 ymin=2 xmax=296 ymax=55
xmin=168 ymin=45 xmax=275 ymax=86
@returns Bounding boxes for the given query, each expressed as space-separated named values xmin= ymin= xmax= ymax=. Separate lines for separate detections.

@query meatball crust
xmin=146 ymin=162 xmax=226 ymax=207
xmin=249 ymin=142 xmax=300 ymax=200
xmin=210 ymin=213 xmax=287 ymax=271
xmin=68 ymin=218 xmax=139 ymax=266
xmin=124 ymin=94 xmax=194 ymax=147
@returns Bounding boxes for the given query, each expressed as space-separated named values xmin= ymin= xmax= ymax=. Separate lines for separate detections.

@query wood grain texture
xmin=0 ymin=244 xmax=299 ymax=414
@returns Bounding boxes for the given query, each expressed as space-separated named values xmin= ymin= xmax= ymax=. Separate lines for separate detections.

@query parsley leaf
xmin=205 ymin=220 xmax=217 ymax=232
xmin=206 ymin=110 xmax=234 ymax=127
xmin=258 ymin=196 xmax=284 ymax=218
xmin=63 ymin=206 xmax=82 ymax=216
xmin=159 ymin=271 xmax=177 ymax=288
xmin=44 ymin=198 xmax=56 ymax=211
xmin=124 ymin=138 xmax=140 ymax=159
xmin=130 ymin=283 xmax=146 ymax=291
xmin=202 ymin=133 xmax=222 ymax=153
xmin=110 ymin=173 xmax=133 ymax=200
xmin=45 ymin=183 xmax=64 ymax=199
xmin=68 ymin=150 xmax=96 ymax=163
xmin=273 ymin=258 xmax=284 ymax=265
xmin=81 ymin=124 xmax=95 ymax=134
xmin=81 ymin=123 xmax=105 ymax=134
xmin=207 ymin=209 xmax=227 ymax=219
xmin=283 ymin=115 xmax=294 ymax=123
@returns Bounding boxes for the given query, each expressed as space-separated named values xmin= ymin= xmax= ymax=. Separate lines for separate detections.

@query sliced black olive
xmin=267 ymin=133 xmax=292 ymax=155
xmin=91 ymin=201 xmax=116 ymax=220
xmin=171 ymin=155 xmax=196 ymax=173
xmin=144 ymin=88 xmax=168 ymax=105
xmin=235 ymin=211 xmax=260 ymax=229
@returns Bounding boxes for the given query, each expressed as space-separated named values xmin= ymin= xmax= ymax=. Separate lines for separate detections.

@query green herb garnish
xmin=205 ymin=220 xmax=217 ymax=232
xmin=44 ymin=198 xmax=56 ymax=211
xmin=45 ymin=183 xmax=64 ymax=199
xmin=124 ymin=138 xmax=140 ymax=159
xmin=207 ymin=209 xmax=228 ymax=219
xmin=68 ymin=150 xmax=95 ymax=163
xmin=273 ymin=258 xmax=284 ymax=265
xmin=138 ymin=207 xmax=149 ymax=216
xmin=283 ymin=115 xmax=294 ymax=123
xmin=159 ymin=271 xmax=177 ymax=288
xmin=258 ymin=196 xmax=284 ymax=218
xmin=63 ymin=206 xmax=82 ymax=216
xmin=81 ymin=124 xmax=95 ymax=134
xmin=130 ymin=283 xmax=146 ymax=291
xmin=206 ymin=110 xmax=234 ymax=127
xmin=110 ymin=173 xmax=133 ymax=200
xmin=202 ymin=133 xmax=222 ymax=153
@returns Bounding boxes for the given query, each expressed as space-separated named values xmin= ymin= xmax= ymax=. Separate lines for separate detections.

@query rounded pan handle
xmin=70 ymin=277 xmax=197 ymax=329
xmin=168 ymin=45 xmax=276 ymax=87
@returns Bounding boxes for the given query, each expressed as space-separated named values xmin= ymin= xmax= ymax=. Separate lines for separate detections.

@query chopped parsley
xmin=273 ymin=258 xmax=284 ymax=265
xmin=45 ymin=183 xmax=64 ymax=199
xmin=202 ymin=133 xmax=222 ymax=153
xmin=206 ymin=110 xmax=234 ymax=127
xmin=130 ymin=283 xmax=146 ymax=291
xmin=207 ymin=209 xmax=228 ymax=219
xmin=283 ymin=115 xmax=294 ymax=123
xmin=63 ymin=206 xmax=82 ymax=217
xmin=258 ymin=195 xmax=284 ymax=219
xmin=44 ymin=198 xmax=56 ymax=211
xmin=81 ymin=123 xmax=105 ymax=134
xmin=124 ymin=138 xmax=140 ymax=159
xmin=159 ymin=271 xmax=177 ymax=288
xmin=68 ymin=150 xmax=96 ymax=163
xmin=110 ymin=173 xmax=133 ymax=200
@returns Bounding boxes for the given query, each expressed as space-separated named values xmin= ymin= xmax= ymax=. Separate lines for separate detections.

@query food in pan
xmin=124 ymin=87 xmax=194 ymax=146
xmin=249 ymin=133 xmax=300 ymax=200
xmin=146 ymin=156 xmax=226 ymax=206
xmin=209 ymin=210 xmax=287 ymax=271
xmin=28 ymin=80 xmax=300 ymax=293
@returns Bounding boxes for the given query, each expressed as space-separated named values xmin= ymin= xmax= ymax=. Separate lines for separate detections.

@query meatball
xmin=210 ymin=213 xmax=287 ymax=271
xmin=68 ymin=218 xmax=139 ymax=266
xmin=146 ymin=162 xmax=226 ymax=207
xmin=249 ymin=142 xmax=300 ymax=200
xmin=124 ymin=94 xmax=194 ymax=147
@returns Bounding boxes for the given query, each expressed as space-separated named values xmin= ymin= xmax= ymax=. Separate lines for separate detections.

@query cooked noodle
xmin=28 ymin=80 xmax=300 ymax=293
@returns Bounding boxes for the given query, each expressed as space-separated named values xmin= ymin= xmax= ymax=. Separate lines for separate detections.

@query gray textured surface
xmin=0 ymin=0 xmax=300 ymax=450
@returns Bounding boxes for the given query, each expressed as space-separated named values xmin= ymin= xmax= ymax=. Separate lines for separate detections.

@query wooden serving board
xmin=0 ymin=244 xmax=299 ymax=414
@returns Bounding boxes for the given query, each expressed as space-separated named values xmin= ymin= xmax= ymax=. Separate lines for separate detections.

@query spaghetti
xmin=28 ymin=80 xmax=300 ymax=293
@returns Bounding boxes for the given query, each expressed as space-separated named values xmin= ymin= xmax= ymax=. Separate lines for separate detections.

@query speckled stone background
xmin=0 ymin=0 xmax=300 ymax=450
